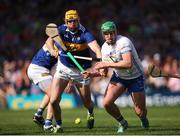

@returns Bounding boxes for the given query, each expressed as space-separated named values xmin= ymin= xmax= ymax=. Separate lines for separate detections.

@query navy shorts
xmin=110 ymin=72 xmax=145 ymax=93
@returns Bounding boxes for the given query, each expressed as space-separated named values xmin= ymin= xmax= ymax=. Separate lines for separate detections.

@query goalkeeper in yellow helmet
xmin=44 ymin=10 xmax=101 ymax=133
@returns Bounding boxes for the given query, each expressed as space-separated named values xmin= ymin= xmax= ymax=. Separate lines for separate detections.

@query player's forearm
xmin=96 ymin=51 xmax=102 ymax=59
xmin=94 ymin=45 xmax=102 ymax=58
xmin=45 ymin=37 xmax=59 ymax=58
xmin=45 ymin=37 xmax=55 ymax=51
xmin=82 ymin=71 xmax=102 ymax=79
xmin=88 ymin=40 xmax=102 ymax=58
xmin=108 ymin=60 xmax=132 ymax=69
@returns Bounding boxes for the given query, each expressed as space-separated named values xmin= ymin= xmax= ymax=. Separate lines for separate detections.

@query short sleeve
xmin=118 ymin=38 xmax=132 ymax=54
xmin=83 ymin=31 xmax=95 ymax=43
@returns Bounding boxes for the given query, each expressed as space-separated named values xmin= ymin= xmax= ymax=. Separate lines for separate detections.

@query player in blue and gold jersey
xmin=27 ymin=40 xmax=59 ymax=127
xmin=43 ymin=10 xmax=101 ymax=133
xmin=58 ymin=21 xmax=95 ymax=69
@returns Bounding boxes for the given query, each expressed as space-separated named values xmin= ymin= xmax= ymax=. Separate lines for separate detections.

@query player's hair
xmin=65 ymin=10 xmax=80 ymax=24
xmin=101 ymin=21 xmax=117 ymax=33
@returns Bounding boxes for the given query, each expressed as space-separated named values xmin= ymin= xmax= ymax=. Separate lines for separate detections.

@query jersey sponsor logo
xmin=64 ymin=41 xmax=88 ymax=51
xmin=72 ymin=36 xmax=81 ymax=42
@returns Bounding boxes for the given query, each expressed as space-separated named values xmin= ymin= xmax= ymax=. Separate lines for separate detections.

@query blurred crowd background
xmin=0 ymin=0 xmax=180 ymax=108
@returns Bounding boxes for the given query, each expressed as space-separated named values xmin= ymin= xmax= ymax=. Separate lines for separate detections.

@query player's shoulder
xmin=101 ymin=42 xmax=108 ymax=50
xmin=58 ymin=24 xmax=66 ymax=31
xmin=102 ymin=42 xmax=107 ymax=46
xmin=79 ymin=24 xmax=88 ymax=33
xmin=117 ymin=35 xmax=130 ymax=42
xmin=116 ymin=35 xmax=132 ymax=45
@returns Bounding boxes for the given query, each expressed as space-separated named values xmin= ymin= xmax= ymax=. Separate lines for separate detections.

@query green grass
xmin=0 ymin=106 xmax=180 ymax=135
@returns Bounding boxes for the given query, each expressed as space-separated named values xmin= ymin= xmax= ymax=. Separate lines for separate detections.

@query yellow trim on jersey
xmin=64 ymin=41 xmax=88 ymax=52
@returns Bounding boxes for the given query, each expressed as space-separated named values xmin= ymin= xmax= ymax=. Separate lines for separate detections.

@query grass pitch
xmin=0 ymin=106 xmax=180 ymax=135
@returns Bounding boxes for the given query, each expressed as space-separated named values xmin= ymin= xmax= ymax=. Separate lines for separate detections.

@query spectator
xmin=0 ymin=76 xmax=6 ymax=109
xmin=1 ymin=0 xmax=180 ymax=106
xmin=167 ymin=58 xmax=180 ymax=92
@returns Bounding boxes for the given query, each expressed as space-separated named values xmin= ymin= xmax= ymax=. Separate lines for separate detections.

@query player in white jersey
xmin=83 ymin=21 xmax=149 ymax=133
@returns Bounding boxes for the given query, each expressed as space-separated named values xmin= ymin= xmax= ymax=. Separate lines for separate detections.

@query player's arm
xmin=94 ymin=52 xmax=132 ymax=70
xmin=108 ymin=52 xmax=132 ymax=69
xmin=87 ymin=40 xmax=101 ymax=58
xmin=82 ymin=70 xmax=102 ymax=79
xmin=45 ymin=37 xmax=59 ymax=58
xmin=87 ymin=40 xmax=109 ymax=76
xmin=83 ymin=30 xmax=101 ymax=58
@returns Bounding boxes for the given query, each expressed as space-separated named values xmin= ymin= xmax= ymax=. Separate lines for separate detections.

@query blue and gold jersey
xmin=57 ymin=24 xmax=95 ymax=69
xmin=31 ymin=45 xmax=57 ymax=70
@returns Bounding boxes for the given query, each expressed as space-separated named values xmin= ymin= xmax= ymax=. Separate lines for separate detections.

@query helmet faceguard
xmin=65 ymin=10 xmax=80 ymax=24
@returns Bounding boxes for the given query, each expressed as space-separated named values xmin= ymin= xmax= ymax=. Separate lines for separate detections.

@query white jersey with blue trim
xmin=101 ymin=35 xmax=144 ymax=79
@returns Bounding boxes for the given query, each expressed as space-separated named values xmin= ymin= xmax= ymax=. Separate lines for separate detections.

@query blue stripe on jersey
xmin=57 ymin=24 xmax=95 ymax=69
xmin=31 ymin=48 xmax=57 ymax=70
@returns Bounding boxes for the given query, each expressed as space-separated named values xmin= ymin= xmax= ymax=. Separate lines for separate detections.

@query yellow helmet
xmin=65 ymin=10 xmax=80 ymax=23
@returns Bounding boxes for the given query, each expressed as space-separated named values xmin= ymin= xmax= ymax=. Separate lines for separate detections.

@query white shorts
xmin=54 ymin=61 xmax=90 ymax=85
xmin=27 ymin=64 xmax=52 ymax=85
